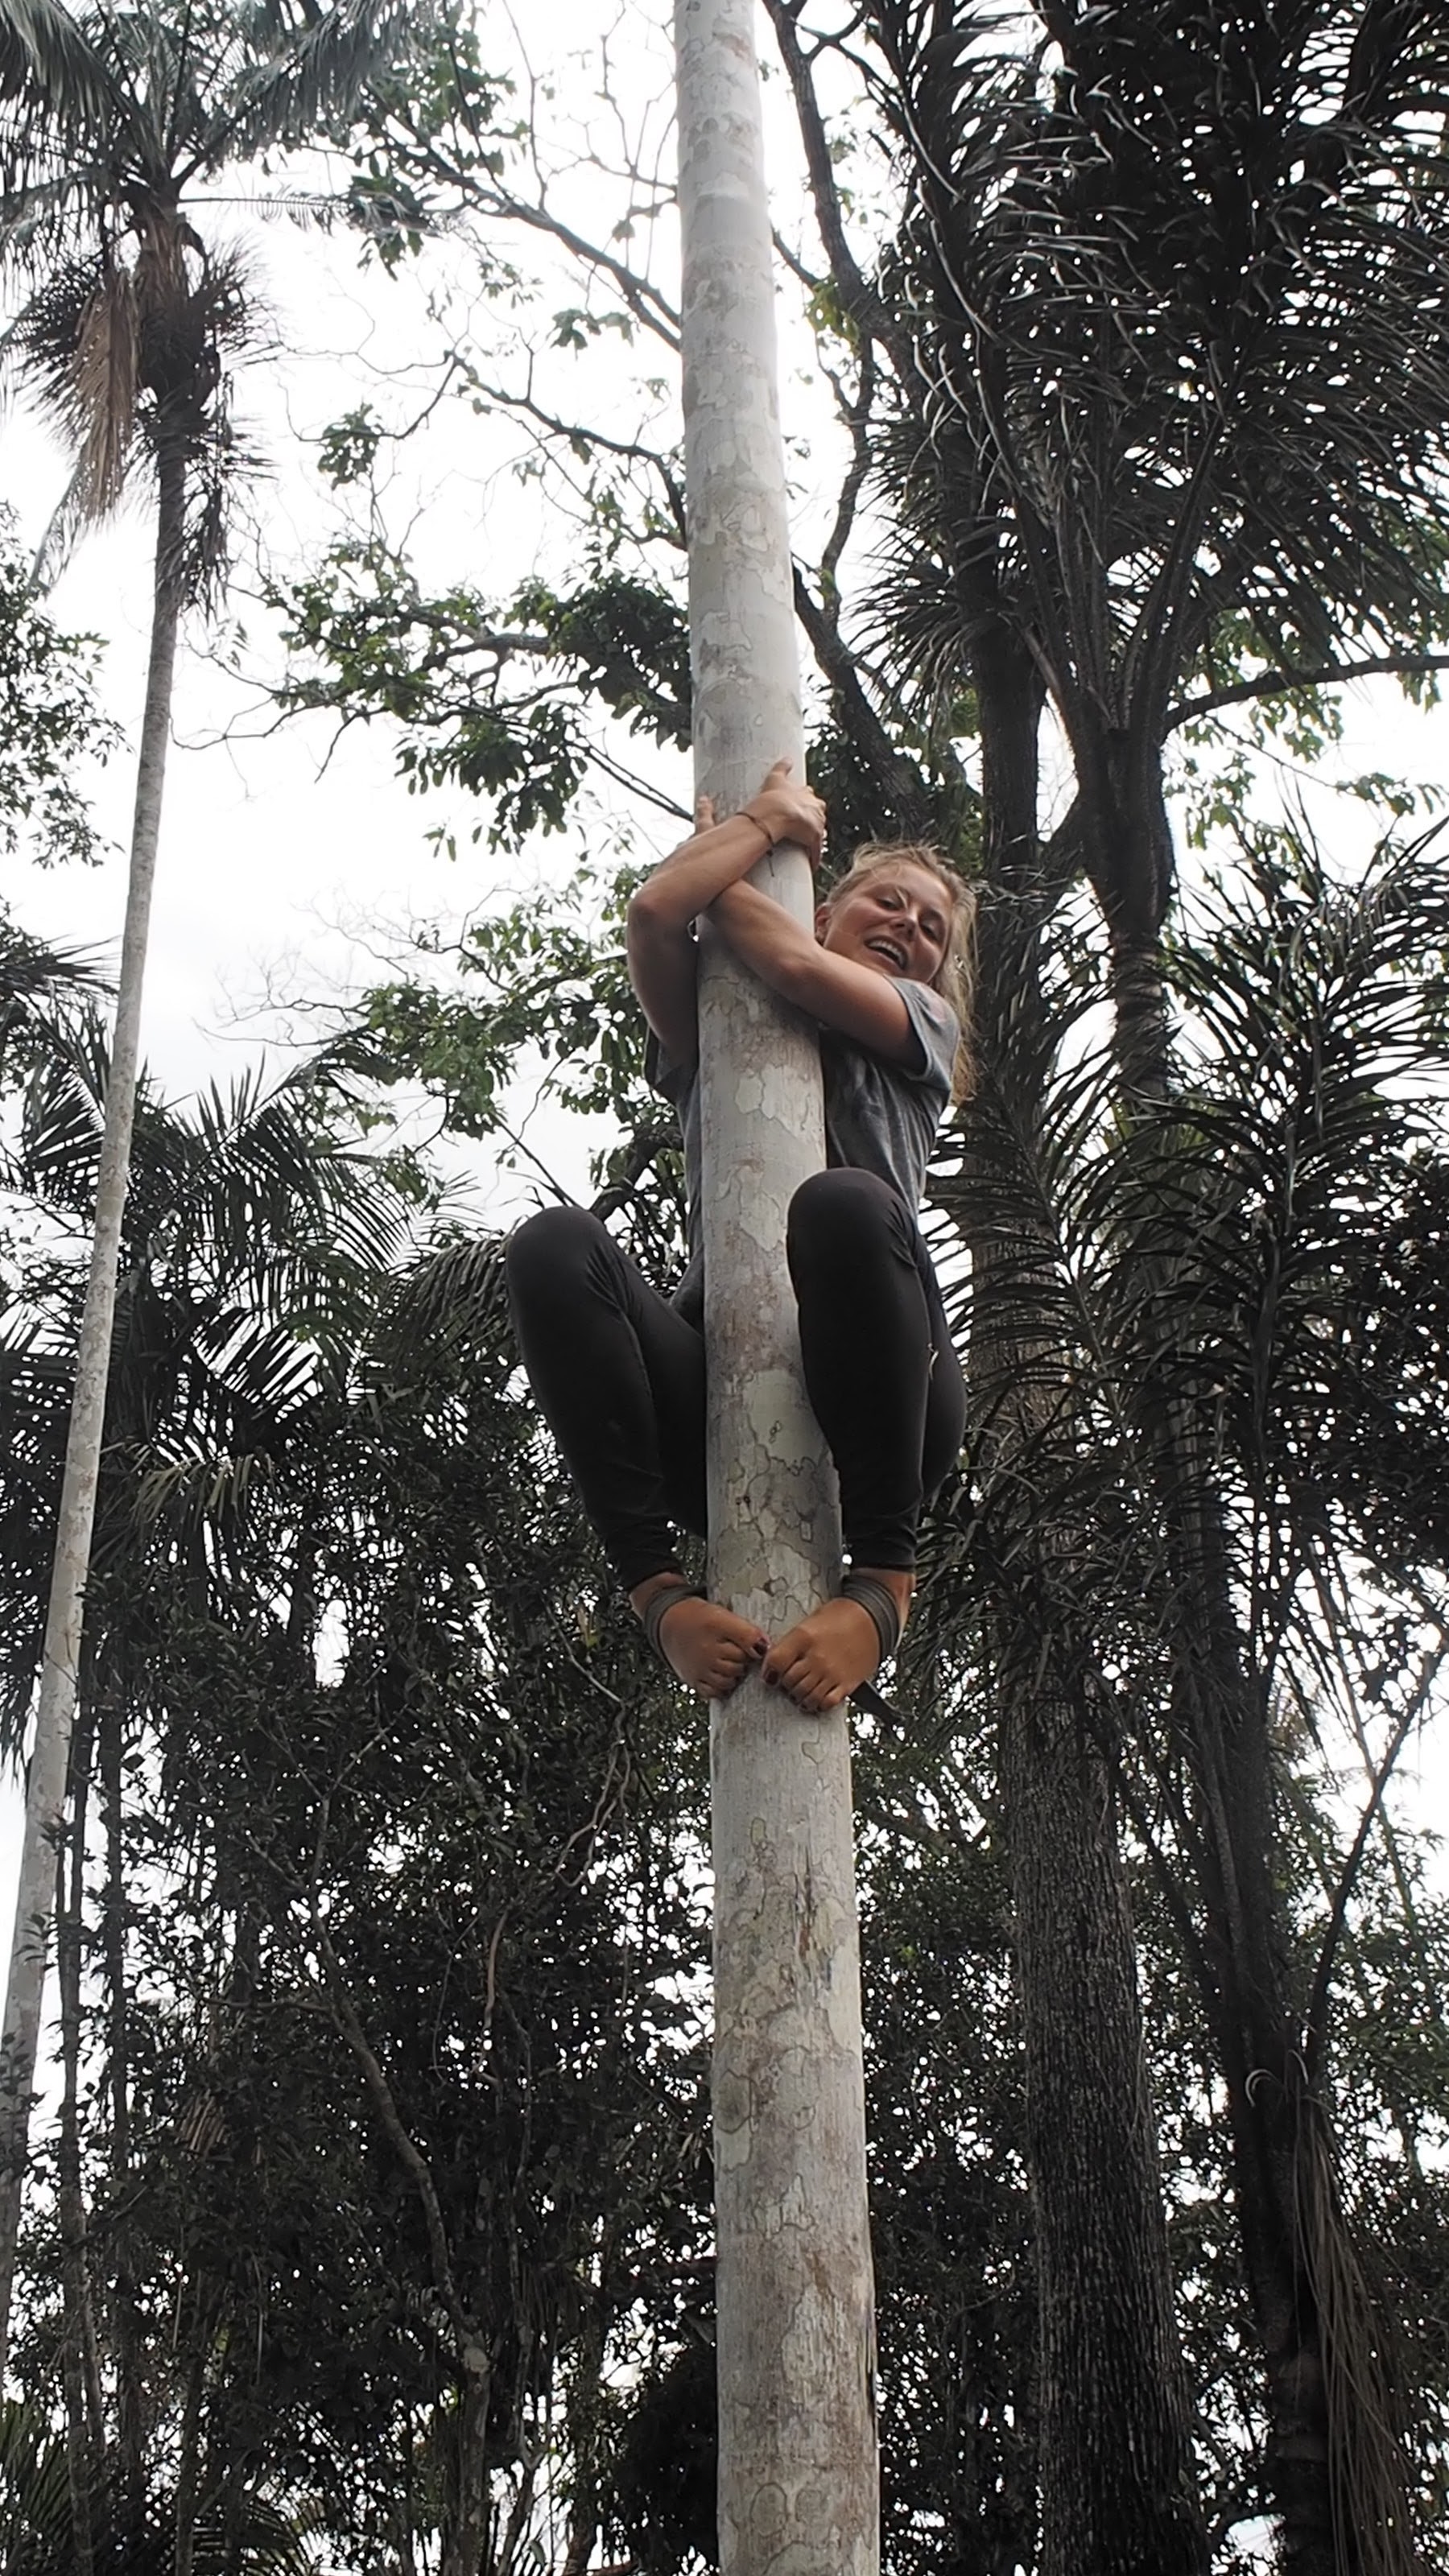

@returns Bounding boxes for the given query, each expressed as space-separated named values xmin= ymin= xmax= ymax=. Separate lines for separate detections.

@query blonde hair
xmin=821 ymin=842 xmax=977 ymax=1102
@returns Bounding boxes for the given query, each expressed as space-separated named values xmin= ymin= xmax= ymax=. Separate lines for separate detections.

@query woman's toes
xmin=655 ymin=1596 xmax=767 ymax=1698
xmin=764 ymin=1599 xmax=881 ymax=1711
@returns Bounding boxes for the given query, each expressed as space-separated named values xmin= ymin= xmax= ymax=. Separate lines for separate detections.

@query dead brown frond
xmin=70 ymin=256 xmax=137 ymax=514
xmin=7 ymin=250 xmax=138 ymax=519
xmin=9 ymin=221 xmax=264 ymax=602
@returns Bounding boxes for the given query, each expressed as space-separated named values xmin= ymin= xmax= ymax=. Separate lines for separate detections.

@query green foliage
xmin=316 ymin=403 xmax=386 ymax=488
xmin=274 ymin=539 xmax=689 ymax=848
xmin=0 ymin=523 xmax=116 ymax=866
xmin=337 ymin=0 xmax=518 ymax=271
xmin=882 ymin=0 xmax=1449 ymax=681
xmin=510 ymin=572 xmax=690 ymax=749
xmin=0 ymin=2392 xmax=312 ymax=2570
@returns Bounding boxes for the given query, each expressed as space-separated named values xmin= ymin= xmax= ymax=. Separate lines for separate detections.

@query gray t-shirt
xmin=654 ymin=979 xmax=958 ymax=1323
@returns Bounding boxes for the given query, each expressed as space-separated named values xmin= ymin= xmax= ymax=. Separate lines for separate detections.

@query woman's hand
xmin=630 ymin=759 xmax=823 ymax=1063
xmin=740 ymin=759 xmax=827 ymax=869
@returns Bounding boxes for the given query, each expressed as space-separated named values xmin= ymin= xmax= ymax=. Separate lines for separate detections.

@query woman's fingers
xmin=738 ymin=759 xmax=827 ymax=866
xmin=696 ymin=792 xmax=716 ymax=828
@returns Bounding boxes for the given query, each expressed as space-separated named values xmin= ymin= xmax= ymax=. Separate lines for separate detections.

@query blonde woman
xmin=506 ymin=762 xmax=973 ymax=1714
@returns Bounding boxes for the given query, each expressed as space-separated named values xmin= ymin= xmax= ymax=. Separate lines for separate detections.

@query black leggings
xmin=504 ymin=1168 xmax=965 ymax=1591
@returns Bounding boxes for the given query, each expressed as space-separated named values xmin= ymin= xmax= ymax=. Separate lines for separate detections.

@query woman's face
xmin=816 ymin=861 xmax=953 ymax=988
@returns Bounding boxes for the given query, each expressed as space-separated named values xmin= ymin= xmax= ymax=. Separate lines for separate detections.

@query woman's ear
xmin=814 ymin=900 xmax=832 ymax=944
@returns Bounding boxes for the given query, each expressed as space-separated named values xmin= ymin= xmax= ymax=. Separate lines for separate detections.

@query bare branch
xmin=477 ymin=187 xmax=679 ymax=350
xmin=318 ymin=1924 xmax=480 ymax=2355
xmin=761 ymin=0 xmax=902 ymax=362
xmin=791 ymin=563 xmax=942 ymax=832
xmin=1302 ymin=1658 xmax=1441 ymax=2089
xmin=1170 ymin=653 xmax=1449 ymax=731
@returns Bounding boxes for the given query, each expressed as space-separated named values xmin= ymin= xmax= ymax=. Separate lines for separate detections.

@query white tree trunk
xmin=675 ymin=6 xmax=879 ymax=2569
xmin=0 ymin=456 xmax=183 ymax=2371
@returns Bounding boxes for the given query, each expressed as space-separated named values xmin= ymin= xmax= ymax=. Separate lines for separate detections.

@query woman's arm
xmin=626 ymin=762 xmax=825 ymax=1063
xmin=709 ymin=880 xmax=919 ymax=1063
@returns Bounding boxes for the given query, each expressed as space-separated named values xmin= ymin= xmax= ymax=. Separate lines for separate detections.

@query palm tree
xmin=0 ymin=2388 xmax=312 ymax=2570
xmin=0 ymin=1019 xmax=414 ymax=2541
xmin=0 ymin=0 xmax=413 ymax=2366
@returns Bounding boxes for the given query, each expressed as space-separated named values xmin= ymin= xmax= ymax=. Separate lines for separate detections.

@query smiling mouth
xmin=865 ymin=936 xmax=908 ymax=970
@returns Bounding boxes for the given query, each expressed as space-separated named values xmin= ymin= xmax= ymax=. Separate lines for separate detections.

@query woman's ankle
xmin=847 ymin=1566 xmax=914 ymax=1622
xmin=629 ymin=1569 xmax=692 ymax=1623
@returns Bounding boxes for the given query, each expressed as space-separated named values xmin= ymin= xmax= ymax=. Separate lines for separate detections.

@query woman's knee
xmin=787 ymin=1166 xmax=905 ymax=1268
xmin=504 ymin=1204 xmax=608 ymax=1311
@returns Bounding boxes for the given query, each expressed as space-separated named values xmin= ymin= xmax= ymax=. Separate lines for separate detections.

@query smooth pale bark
xmin=100 ymin=1688 xmax=147 ymax=2536
xmin=56 ymin=1798 xmax=97 ymax=2576
xmin=676 ymin=4 xmax=879 ymax=2569
xmin=0 ymin=449 xmax=183 ymax=2372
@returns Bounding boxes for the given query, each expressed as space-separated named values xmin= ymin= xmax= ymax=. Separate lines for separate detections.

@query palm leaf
xmin=8 ymin=251 xmax=138 ymax=520
xmin=202 ymin=0 xmax=411 ymax=169
xmin=65 ymin=254 xmax=137 ymax=508
xmin=27 ymin=450 xmax=89 ymax=584
xmin=0 ymin=2396 xmax=71 ymax=2570
xmin=0 ymin=0 xmax=125 ymax=139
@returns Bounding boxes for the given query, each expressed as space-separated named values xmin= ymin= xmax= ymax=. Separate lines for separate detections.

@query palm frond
xmin=383 ymin=1231 xmax=512 ymax=1364
xmin=0 ymin=2394 xmax=71 ymax=2568
xmin=69 ymin=253 xmax=137 ymax=507
xmin=28 ymin=451 xmax=88 ymax=585
xmin=0 ymin=0 xmax=126 ymax=142
xmin=203 ymin=0 xmax=411 ymax=169
xmin=9 ymin=251 xmax=138 ymax=516
xmin=951 ymin=815 xmax=1449 ymax=1682
xmin=0 ymin=910 xmax=101 ymax=1014
xmin=867 ymin=0 xmax=1449 ymax=761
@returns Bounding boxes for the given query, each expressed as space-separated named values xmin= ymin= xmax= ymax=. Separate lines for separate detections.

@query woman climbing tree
xmin=506 ymin=760 xmax=973 ymax=1712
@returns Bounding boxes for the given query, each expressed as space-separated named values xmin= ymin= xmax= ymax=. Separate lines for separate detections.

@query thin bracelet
xmin=740 ymin=807 xmax=775 ymax=850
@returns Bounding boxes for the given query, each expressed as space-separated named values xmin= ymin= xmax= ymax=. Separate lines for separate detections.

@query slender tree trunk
xmin=441 ymin=2347 xmax=491 ymax=2576
xmin=398 ymin=2425 xmax=419 ymax=2576
xmin=1101 ymin=889 xmax=1414 ymax=2574
xmin=996 ymin=1657 xmax=1205 ymax=2576
xmin=966 ymin=637 xmax=1206 ymax=2575
xmin=0 ymin=448 xmax=184 ymax=2372
xmin=676 ymin=5 xmax=877 ymax=2569
xmin=100 ymin=1683 xmax=147 ymax=2537
xmin=967 ymin=1176 xmax=1206 ymax=2576
xmin=173 ymin=2281 xmax=215 ymax=2576
xmin=1167 ymin=1567 xmax=1413 ymax=2576
xmin=56 ymin=1758 xmax=97 ymax=2576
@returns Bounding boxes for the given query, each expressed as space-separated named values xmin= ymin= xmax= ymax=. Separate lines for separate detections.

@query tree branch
xmin=791 ymin=564 xmax=943 ymax=833
xmin=1302 ymin=1644 xmax=1445 ymax=2088
xmin=319 ymin=1926 xmax=480 ymax=2355
xmin=761 ymin=0 xmax=903 ymax=363
xmin=1169 ymin=653 xmax=1449 ymax=731
xmin=468 ymin=376 xmax=685 ymax=542
xmin=479 ymin=188 xmax=679 ymax=350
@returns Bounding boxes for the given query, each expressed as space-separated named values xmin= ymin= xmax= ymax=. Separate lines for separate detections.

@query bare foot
xmin=763 ymin=1570 xmax=914 ymax=1715
xmin=631 ymin=1576 xmax=768 ymax=1699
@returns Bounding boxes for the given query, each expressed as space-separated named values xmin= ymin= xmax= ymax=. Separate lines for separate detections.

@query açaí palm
xmin=0 ymin=0 xmax=410 ymax=2363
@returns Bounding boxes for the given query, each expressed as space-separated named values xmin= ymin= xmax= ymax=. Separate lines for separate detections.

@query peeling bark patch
xmin=798 ymin=1858 xmax=817 ymax=1961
